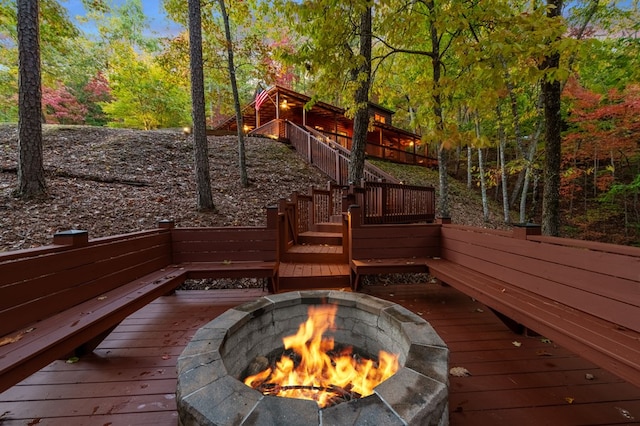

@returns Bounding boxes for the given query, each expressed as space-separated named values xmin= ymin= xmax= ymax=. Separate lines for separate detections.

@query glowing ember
xmin=243 ymin=304 xmax=399 ymax=408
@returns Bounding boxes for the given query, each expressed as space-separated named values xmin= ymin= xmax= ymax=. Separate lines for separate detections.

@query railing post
xmin=266 ymin=205 xmax=278 ymax=229
xmin=307 ymin=132 xmax=312 ymax=163
xmin=348 ymin=205 xmax=362 ymax=228
xmin=335 ymin=146 xmax=340 ymax=184
xmin=53 ymin=229 xmax=89 ymax=247
xmin=512 ymin=223 xmax=542 ymax=239
xmin=158 ymin=220 xmax=175 ymax=229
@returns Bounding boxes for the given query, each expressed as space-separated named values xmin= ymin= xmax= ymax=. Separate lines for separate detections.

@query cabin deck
xmin=0 ymin=285 xmax=638 ymax=425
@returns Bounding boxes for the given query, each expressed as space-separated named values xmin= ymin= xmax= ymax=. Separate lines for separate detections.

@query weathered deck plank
xmin=1 ymin=285 xmax=638 ymax=425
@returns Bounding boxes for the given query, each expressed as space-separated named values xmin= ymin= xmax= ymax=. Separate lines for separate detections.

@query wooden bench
xmin=348 ymin=205 xmax=440 ymax=290
xmin=0 ymin=209 xmax=280 ymax=393
xmin=0 ymin=228 xmax=183 ymax=393
xmin=426 ymin=223 xmax=640 ymax=389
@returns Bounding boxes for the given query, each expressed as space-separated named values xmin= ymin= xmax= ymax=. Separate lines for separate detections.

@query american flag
xmin=254 ymin=89 xmax=270 ymax=111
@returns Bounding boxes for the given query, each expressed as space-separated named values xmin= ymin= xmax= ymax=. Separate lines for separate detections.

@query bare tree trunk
xmin=467 ymin=146 xmax=472 ymax=189
xmin=519 ymin=108 xmax=544 ymax=222
xmin=494 ymin=105 xmax=508 ymax=215
xmin=540 ymin=0 xmax=563 ymax=236
xmin=17 ymin=0 xmax=46 ymax=198
xmin=188 ymin=0 xmax=214 ymax=211
xmin=218 ymin=0 xmax=248 ymax=187
xmin=474 ymin=116 xmax=489 ymax=222
xmin=348 ymin=4 xmax=372 ymax=185
xmin=425 ymin=0 xmax=449 ymax=218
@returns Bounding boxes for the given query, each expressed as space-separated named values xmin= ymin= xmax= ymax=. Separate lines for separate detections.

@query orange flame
xmin=244 ymin=305 xmax=399 ymax=408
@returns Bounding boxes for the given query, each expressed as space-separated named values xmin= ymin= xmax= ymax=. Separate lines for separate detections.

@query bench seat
xmin=180 ymin=261 xmax=278 ymax=289
xmin=426 ymin=257 xmax=640 ymax=388
xmin=0 ymin=265 xmax=185 ymax=392
xmin=350 ymin=257 xmax=430 ymax=290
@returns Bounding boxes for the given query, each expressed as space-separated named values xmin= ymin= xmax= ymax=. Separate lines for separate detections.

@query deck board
xmin=1 ymin=285 xmax=638 ymax=425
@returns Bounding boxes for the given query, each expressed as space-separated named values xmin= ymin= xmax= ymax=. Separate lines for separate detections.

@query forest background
xmin=0 ymin=0 xmax=639 ymax=246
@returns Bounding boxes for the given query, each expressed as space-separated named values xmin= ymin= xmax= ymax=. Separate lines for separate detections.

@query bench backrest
xmin=170 ymin=227 xmax=278 ymax=263
xmin=440 ymin=224 xmax=640 ymax=333
xmin=349 ymin=204 xmax=441 ymax=260
xmin=0 ymin=230 xmax=172 ymax=337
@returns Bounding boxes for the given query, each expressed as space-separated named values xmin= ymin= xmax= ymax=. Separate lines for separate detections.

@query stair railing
xmin=283 ymin=120 xmax=399 ymax=185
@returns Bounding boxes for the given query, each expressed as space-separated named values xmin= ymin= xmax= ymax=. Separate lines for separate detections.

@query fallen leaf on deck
xmin=66 ymin=356 xmax=80 ymax=364
xmin=585 ymin=373 xmax=595 ymax=380
xmin=564 ymin=397 xmax=575 ymax=404
xmin=97 ymin=295 xmax=108 ymax=301
xmin=161 ymin=354 xmax=171 ymax=360
xmin=449 ymin=367 xmax=471 ymax=377
xmin=0 ymin=327 xmax=34 ymax=347
xmin=223 ymin=260 xmax=232 ymax=265
xmin=541 ymin=338 xmax=552 ymax=344
xmin=615 ymin=406 xmax=634 ymax=420
xmin=512 ymin=341 xmax=522 ymax=347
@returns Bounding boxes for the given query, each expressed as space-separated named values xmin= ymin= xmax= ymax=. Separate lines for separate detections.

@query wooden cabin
xmin=215 ymin=85 xmax=437 ymax=167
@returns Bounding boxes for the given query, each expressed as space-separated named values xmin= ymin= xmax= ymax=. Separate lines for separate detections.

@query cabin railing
xmin=251 ymin=119 xmax=283 ymax=139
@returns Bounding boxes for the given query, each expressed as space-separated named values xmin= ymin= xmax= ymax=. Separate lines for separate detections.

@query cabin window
xmin=374 ymin=113 xmax=387 ymax=124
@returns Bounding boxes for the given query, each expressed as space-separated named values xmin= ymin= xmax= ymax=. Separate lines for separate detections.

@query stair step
xmin=311 ymin=222 xmax=342 ymax=233
xmin=277 ymin=262 xmax=351 ymax=292
xmin=298 ymin=231 xmax=342 ymax=246
xmin=282 ymin=244 xmax=345 ymax=263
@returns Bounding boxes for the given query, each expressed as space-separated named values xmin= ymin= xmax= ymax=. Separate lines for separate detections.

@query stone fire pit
xmin=177 ymin=291 xmax=449 ymax=425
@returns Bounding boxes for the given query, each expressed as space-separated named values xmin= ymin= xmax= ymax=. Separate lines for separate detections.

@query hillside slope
xmin=0 ymin=125 xmax=507 ymax=252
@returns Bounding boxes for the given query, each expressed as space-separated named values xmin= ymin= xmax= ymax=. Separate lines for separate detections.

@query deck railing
xmin=352 ymin=181 xmax=436 ymax=224
xmin=278 ymin=184 xmax=345 ymax=244
xmin=279 ymin=182 xmax=436 ymax=243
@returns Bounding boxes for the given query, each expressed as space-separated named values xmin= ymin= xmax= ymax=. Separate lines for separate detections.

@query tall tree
xmin=541 ymin=0 xmax=564 ymax=236
xmin=218 ymin=0 xmax=248 ymax=187
xmin=188 ymin=0 xmax=215 ymax=211
xmin=348 ymin=3 xmax=372 ymax=184
xmin=16 ymin=0 xmax=46 ymax=198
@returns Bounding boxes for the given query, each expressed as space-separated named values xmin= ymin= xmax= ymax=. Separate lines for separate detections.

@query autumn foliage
xmin=561 ymin=77 xmax=640 ymax=242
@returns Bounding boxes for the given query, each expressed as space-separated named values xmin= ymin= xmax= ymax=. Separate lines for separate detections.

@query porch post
xmin=276 ymin=92 xmax=280 ymax=120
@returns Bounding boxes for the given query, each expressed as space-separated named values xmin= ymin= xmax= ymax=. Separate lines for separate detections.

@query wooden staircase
xmin=277 ymin=221 xmax=351 ymax=292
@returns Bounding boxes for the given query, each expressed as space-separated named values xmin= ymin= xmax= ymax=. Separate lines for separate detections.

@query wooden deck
xmin=1 ymin=285 xmax=638 ymax=425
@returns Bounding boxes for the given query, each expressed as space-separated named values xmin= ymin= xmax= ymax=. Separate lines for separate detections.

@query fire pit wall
xmin=177 ymin=291 xmax=449 ymax=426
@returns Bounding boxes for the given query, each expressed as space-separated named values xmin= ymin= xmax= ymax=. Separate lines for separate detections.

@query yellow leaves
xmin=0 ymin=327 xmax=35 ymax=347
xmin=449 ymin=367 xmax=471 ymax=377
xmin=66 ymin=356 xmax=80 ymax=364
xmin=512 ymin=341 xmax=522 ymax=347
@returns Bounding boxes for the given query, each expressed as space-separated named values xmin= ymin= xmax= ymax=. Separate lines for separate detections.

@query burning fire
xmin=243 ymin=304 xmax=399 ymax=408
